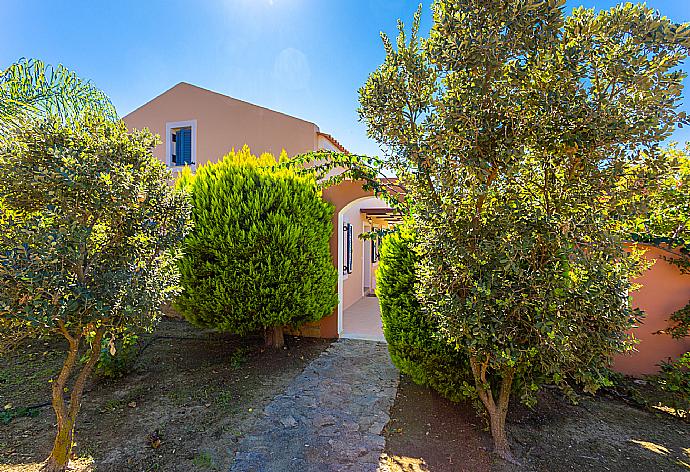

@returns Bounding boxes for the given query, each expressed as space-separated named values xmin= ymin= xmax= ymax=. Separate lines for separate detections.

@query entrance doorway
xmin=336 ymin=197 xmax=401 ymax=341
xmin=337 ymin=196 xmax=387 ymax=341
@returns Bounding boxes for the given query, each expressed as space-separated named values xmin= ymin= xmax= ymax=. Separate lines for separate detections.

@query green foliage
xmin=0 ymin=116 xmax=190 ymax=336
xmin=0 ymin=58 xmax=117 ymax=139
xmin=0 ymin=114 xmax=190 ymax=468
xmin=668 ymin=307 xmax=690 ymax=339
xmin=0 ymin=406 xmax=40 ymax=425
xmin=354 ymin=0 xmax=690 ymax=457
xmin=280 ymin=150 xmax=409 ymax=211
xmin=656 ymin=352 xmax=690 ymax=394
xmin=651 ymin=352 xmax=690 ymax=417
xmin=628 ymin=145 xmax=690 ymax=338
xmin=92 ymin=332 xmax=140 ymax=379
xmin=192 ymin=451 xmax=216 ymax=470
xmin=629 ymin=146 xmax=690 ymax=243
xmin=0 ymin=318 xmax=37 ymax=355
xmin=377 ymin=226 xmax=475 ymax=402
xmin=175 ymin=146 xmax=338 ymax=336
xmin=229 ymin=346 xmax=251 ymax=369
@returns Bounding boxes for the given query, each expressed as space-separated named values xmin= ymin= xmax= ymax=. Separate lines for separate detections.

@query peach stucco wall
xmin=614 ymin=245 xmax=690 ymax=376
xmin=123 ymin=82 xmax=319 ymax=165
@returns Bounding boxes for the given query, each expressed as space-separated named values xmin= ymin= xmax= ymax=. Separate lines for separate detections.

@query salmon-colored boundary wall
xmin=614 ymin=244 xmax=690 ymax=376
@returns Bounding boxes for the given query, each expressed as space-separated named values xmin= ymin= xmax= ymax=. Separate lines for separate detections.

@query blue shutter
xmin=176 ymin=128 xmax=192 ymax=165
xmin=182 ymin=128 xmax=192 ymax=165
xmin=175 ymin=130 xmax=183 ymax=165
xmin=347 ymin=224 xmax=353 ymax=274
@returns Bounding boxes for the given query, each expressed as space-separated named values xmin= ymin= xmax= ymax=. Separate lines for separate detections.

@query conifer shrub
xmin=377 ymin=226 xmax=474 ymax=402
xmin=175 ymin=146 xmax=338 ymax=347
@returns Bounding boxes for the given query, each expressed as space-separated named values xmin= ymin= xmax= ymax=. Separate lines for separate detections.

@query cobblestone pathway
xmin=230 ymin=339 xmax=399 ymax=472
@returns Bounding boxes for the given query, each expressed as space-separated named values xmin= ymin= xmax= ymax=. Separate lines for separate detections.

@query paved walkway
xmin=342 ymin=296 xmax=386 ymax=342
xmin=230 ymin=339 xmax=399 ymax=472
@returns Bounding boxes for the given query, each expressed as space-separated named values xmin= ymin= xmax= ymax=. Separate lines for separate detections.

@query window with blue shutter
xmin=175 ymin=127 xmax=192 ymax=166
xmin=344 ymin=223 xmax=353 ymax=275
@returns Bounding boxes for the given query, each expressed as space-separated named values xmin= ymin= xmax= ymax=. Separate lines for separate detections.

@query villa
xmin=124 ymin=82 xmax=394 ymax=343
xmin=124 ymin=82 xmax=690 ymax=375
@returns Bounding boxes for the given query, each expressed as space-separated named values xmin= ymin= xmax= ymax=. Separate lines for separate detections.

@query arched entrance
xmin=299 ymin=181 xmax=381 ymax=339
xmin=336 ymin=195 xmax=389 ymax=340
xmin=302 ymin=180 xmax=400 ymax=340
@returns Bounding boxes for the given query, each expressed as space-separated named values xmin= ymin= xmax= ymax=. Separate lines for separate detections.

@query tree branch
xmin=68 ymin=326 xmax=104 ymax=421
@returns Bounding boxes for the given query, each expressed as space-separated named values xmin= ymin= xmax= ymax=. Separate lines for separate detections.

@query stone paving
xmin=229 ymin=339 xmax=399 ymax=472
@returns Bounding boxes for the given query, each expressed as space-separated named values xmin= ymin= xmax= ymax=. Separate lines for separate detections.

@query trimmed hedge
xmin=377 ymin=226 xmax=473 ymax=402
xmin=174 ymin=146 xmax=338 ymax=337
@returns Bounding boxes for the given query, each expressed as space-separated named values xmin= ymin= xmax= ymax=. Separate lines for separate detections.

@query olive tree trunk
xmin=41 ymin=326 xmax=104 ymax=472
xmin=469 ymin=356 xmax=516 ymax=463
xmin=264 ymin=326 xmax=285 ymax=349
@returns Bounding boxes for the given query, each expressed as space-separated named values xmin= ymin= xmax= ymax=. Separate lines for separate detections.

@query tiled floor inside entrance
xmin=342 ymin=296 xmax=385 ymax=342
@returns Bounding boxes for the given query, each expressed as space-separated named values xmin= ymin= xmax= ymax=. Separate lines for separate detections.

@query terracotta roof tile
xmin=317 ymin=132 xmax=350 ymax=154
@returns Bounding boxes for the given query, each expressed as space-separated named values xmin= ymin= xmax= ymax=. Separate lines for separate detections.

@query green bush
xmin=377 ymin=226 xmax=474 ymax=402
xmin=657 ymin=352 xmax=690 ymax=393
xmin=648 ymin=352 xmax=690 ymax=421
xmin=92 ymin=332 xmax=140 ymax=380
xmin=175 ymin=146 xmax=338 ymax=346
xmin=652 ymin=352 xmax=690 ymax=417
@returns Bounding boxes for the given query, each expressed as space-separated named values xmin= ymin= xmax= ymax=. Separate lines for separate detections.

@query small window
xmin=172 ymin=127 xmax=192 ymax=166
xmin=166 ymin=120 xmax=196 ymax=168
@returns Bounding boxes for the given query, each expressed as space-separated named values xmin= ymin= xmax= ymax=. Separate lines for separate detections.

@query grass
xmin=0 ymin=406 xmax=40 ymax=425
xmin=191 ymin=451 xmax=216 ymax=470
xmin=229 ymin=347 xmax=252 ymax=369
xmin=215 ymin=390 xmax=235 ymax=408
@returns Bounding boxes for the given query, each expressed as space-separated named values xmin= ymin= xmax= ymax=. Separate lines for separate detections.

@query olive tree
xmin=0 ymin=58 xmax=118 ymax=351
xmin=0 ymin=116 xmax=190 ymax=471
xmin=354 ymin=0 xmax=690 ymax=461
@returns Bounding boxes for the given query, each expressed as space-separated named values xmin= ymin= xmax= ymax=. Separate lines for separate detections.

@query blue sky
xmin=1 ymin=0 xmax=689 ymax=156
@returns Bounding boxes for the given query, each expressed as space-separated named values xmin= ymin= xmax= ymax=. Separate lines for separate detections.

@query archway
xmin=301 ymin=181 xmax=382 ymax=338
xmin=335 ymin=195 xmax=389 ymax=340
xmin=304 ymin=180 xmax=400 ymax=340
